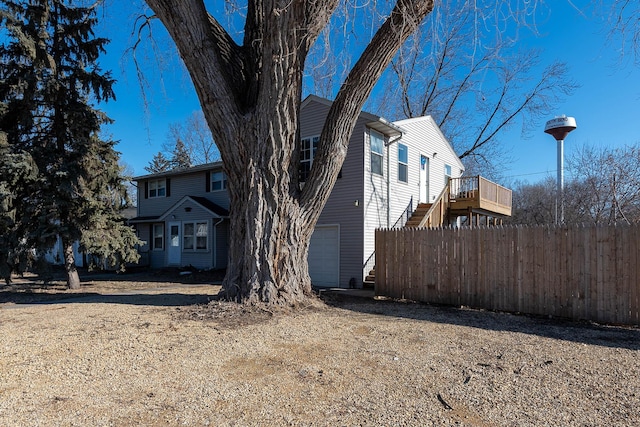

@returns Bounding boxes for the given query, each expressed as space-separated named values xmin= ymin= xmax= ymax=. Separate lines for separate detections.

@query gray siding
xmin=391 ymin=116 xmax=464 ymax=212
xmin=134 ymin=223 xmax=165 ymax=268
xmin=133 ymin=102 xmax=463 ymax=285
xmin=133 ymin=164 xmax=230 ymax=270
xmin=300 ymin=98 xmax=366 ymax=288
xmin=137 ymin=167 xmax=230 ymax=218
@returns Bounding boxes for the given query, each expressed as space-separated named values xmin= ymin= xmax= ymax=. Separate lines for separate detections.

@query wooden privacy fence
xmin=375 ymin=224 xmax=640 ymax=325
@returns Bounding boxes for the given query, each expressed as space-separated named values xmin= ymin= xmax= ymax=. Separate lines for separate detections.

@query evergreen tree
xmin=170 ymin=138 xmax=191 ymax=169
xmin=0 ymin=133 xmax=39 ymax=283
xmin=0 ymin=0 xmax=141 ymax=288
xmin=144 ymin=151 xmax=171 ymax=173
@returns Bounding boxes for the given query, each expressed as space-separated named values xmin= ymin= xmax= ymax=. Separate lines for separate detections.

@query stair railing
xmin=390 ymin=196 xmax=414 ymax=229
xmin=418 ymin=183 xmax=450 ymax=228
xmin=362 ymin=196 xmax=414 ymax=278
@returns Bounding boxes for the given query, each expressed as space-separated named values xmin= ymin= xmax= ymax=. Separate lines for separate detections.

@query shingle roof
xmin=189 ymin=196 xmax=229 ymax=217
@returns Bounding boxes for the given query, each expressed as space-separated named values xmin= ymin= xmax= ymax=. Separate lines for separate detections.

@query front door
xmin=419 ymin=155 xmax=429 ymax=203
xmin=168 ymin=222 xmax=181 ymax=265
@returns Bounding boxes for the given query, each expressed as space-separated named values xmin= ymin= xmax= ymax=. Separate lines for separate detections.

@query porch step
xmin=404 ymin=203 xmax=432 ymax=227
xmin=363 ymin=268 xmax=375 ymax=289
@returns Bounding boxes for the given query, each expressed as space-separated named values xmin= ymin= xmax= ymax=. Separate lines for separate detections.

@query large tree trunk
xmin=219 ymin=96 xmax=318 ymax=304
xmin=223 ymin=177 xmax=314 ymax=304
xmin=144 ymin=0 xmax=435 ymax=305
xmin=63 ymin=240 xmax=80 ymax=289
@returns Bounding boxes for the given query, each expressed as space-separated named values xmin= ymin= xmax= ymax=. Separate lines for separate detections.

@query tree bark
xmin=63 ymin=240 xmax=80 ymax=290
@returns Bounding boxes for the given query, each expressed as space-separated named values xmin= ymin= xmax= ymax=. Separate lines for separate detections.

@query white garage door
xmin=308 ymin=225 xmax=340 ymax=287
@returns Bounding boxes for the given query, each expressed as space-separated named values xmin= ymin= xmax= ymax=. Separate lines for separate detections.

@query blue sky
xmin=94 ymin=1 xmax=640 ymax=183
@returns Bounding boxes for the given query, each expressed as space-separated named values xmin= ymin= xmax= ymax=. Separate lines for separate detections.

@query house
xmin=131 ymin=95 xmax=466 ymax=287
xmin=44 ymin=207 xmax=138 ymax=268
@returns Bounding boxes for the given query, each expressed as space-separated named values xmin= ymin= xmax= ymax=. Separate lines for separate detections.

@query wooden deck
xmin=448 ymin=176 xmax=512 ymax=217
xmin=405 ymin=176 xmax=512 ymax=228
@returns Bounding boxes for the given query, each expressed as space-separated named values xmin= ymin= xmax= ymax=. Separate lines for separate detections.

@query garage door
xmin=308 ymin=225 xmax=340 ymax=287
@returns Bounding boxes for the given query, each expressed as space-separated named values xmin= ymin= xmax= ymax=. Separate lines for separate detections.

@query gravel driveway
xmin=1 ymin=271 xmax=638 ymax=426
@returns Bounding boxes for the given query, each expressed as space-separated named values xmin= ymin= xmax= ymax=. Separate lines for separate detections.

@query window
xmin=370 ymin=130 xmax=384 ymax=176
xmin=445 ymin=164 xmax=452 ymax=177
xmin=211 ymin=171 xmax=227 ymax=191
xmin=152 ymin=224 xmax=164 ymax=250
xmin=183 ymin=221 xmax=208 ymax=250
xmin=299 ymin=136 xmax=319 ymax=182
xmin=149 ymin=179 xmax=166 ymax=198
xmin=398 ymin=143 xmax=408 ymax=183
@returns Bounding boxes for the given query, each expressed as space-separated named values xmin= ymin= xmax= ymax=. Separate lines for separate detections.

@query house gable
xmin=158 ymin=195 xmax=228 ymax=221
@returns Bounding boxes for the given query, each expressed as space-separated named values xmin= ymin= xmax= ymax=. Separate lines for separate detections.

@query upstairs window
xmin=149 ymin=179 xmax=166 ymax=198
xmin=299 ymin=136 xmax=319 ymax=182
xmin=370 ymin=130 xmax=384 ymax=176
xmin=211 ymin=171 xmax=227 ymax=191
xmin=398 ymin=143 xmax=408 ymax=183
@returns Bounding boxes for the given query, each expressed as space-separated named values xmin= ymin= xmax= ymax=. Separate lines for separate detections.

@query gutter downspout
xmin=212 ymin=217 xmax=224 ymax=268
xmin=385 ymin=135 xmax=402 ymax=228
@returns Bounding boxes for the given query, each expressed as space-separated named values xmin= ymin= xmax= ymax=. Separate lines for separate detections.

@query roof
xmin=301 ymin=94 xmax=405 ymax=137
xmin=157 ymin=195 xmax=229 ymax=221
xmin=189 ymin=196 xmax=229 ymax=217
xmin=133 ymin=161 xmax=224 ymax=181
xmin=129 ymin=196 xmax=229 ymax=224
xmin=128 ymin=215 xmax=161 ymax=224
xmin=393 ymin=115 xmax=465 ymax=172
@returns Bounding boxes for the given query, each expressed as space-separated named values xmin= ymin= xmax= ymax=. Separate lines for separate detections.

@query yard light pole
xmin=544 ymin=116 xmax=577 ymax=224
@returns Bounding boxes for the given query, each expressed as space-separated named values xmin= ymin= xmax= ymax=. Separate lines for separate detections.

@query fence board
xmin=375 ymin=224 xmax=640 ymax=326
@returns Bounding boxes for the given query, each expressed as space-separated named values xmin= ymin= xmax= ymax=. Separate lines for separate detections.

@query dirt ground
xmin=0 ymin=269 xmax=638 ymax=426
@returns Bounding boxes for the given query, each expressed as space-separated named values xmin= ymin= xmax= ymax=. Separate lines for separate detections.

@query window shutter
xmin=149 ymin=224 xmax=153 ymax=248
xmin=205 ymin=171 xmax=210 ymax=192
xmin=166 ymin=179 xmax=171 ymax=197
xmin=144 ymin=181 xmax=148 ymax=199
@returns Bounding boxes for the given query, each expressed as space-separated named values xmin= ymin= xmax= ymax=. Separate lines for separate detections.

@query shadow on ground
xmin=1 ymin=267 xmax=223 ymax=306
xmin=321 ymin=291 xmax=640 ymax=352
xmin=6 ymin=266 xmax=226 ymax=286
xmin=0 ymin=292 xmax=216 ymax=307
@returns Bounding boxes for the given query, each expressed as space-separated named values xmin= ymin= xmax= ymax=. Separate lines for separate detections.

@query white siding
xmin=388 ymin=116 xmax=464 ymax=224
xmin=362 ymin=116 xmax=465 ymax=278
xmin=362 ymin=128 xmax=389 ymax=279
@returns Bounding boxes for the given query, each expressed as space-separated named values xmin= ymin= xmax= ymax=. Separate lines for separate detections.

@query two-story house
xmin=131 ymin=95 xmax=465 ymax=288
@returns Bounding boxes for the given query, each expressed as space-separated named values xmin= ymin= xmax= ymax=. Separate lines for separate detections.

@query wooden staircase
xmin=363 ymin=268 xmax=375 ymax=288
xmin=406 ymin=184 xmax=451 ymax=228
xmin=405 ymin=203 xmax=433 ymax=227
xmin=364 ymin=176 xmax=513 ymax=288
xmin=364 ymin=191 xmax=449 ymax=288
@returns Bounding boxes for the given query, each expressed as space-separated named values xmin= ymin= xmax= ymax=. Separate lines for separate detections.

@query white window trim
xmin=152 ymin=223 xmax=164 ymax=251
xmin=149 ymin=179 xmax=166 ymax=198
xmin=182 ymin=220 xmax=209 ymax=252
xmin=370 ymin=130 xmax=384 ymax=176
xmin=398 ymin=143 xmax=408 ymax=183
xmin=210 ymin=171 xmax=227 ymax=192
xmin=300 ymin=135 xmax=319 ymax=182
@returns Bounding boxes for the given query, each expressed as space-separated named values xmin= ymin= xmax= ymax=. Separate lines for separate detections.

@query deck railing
xmin=449 ymin=176 xmax=512 ymax=216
